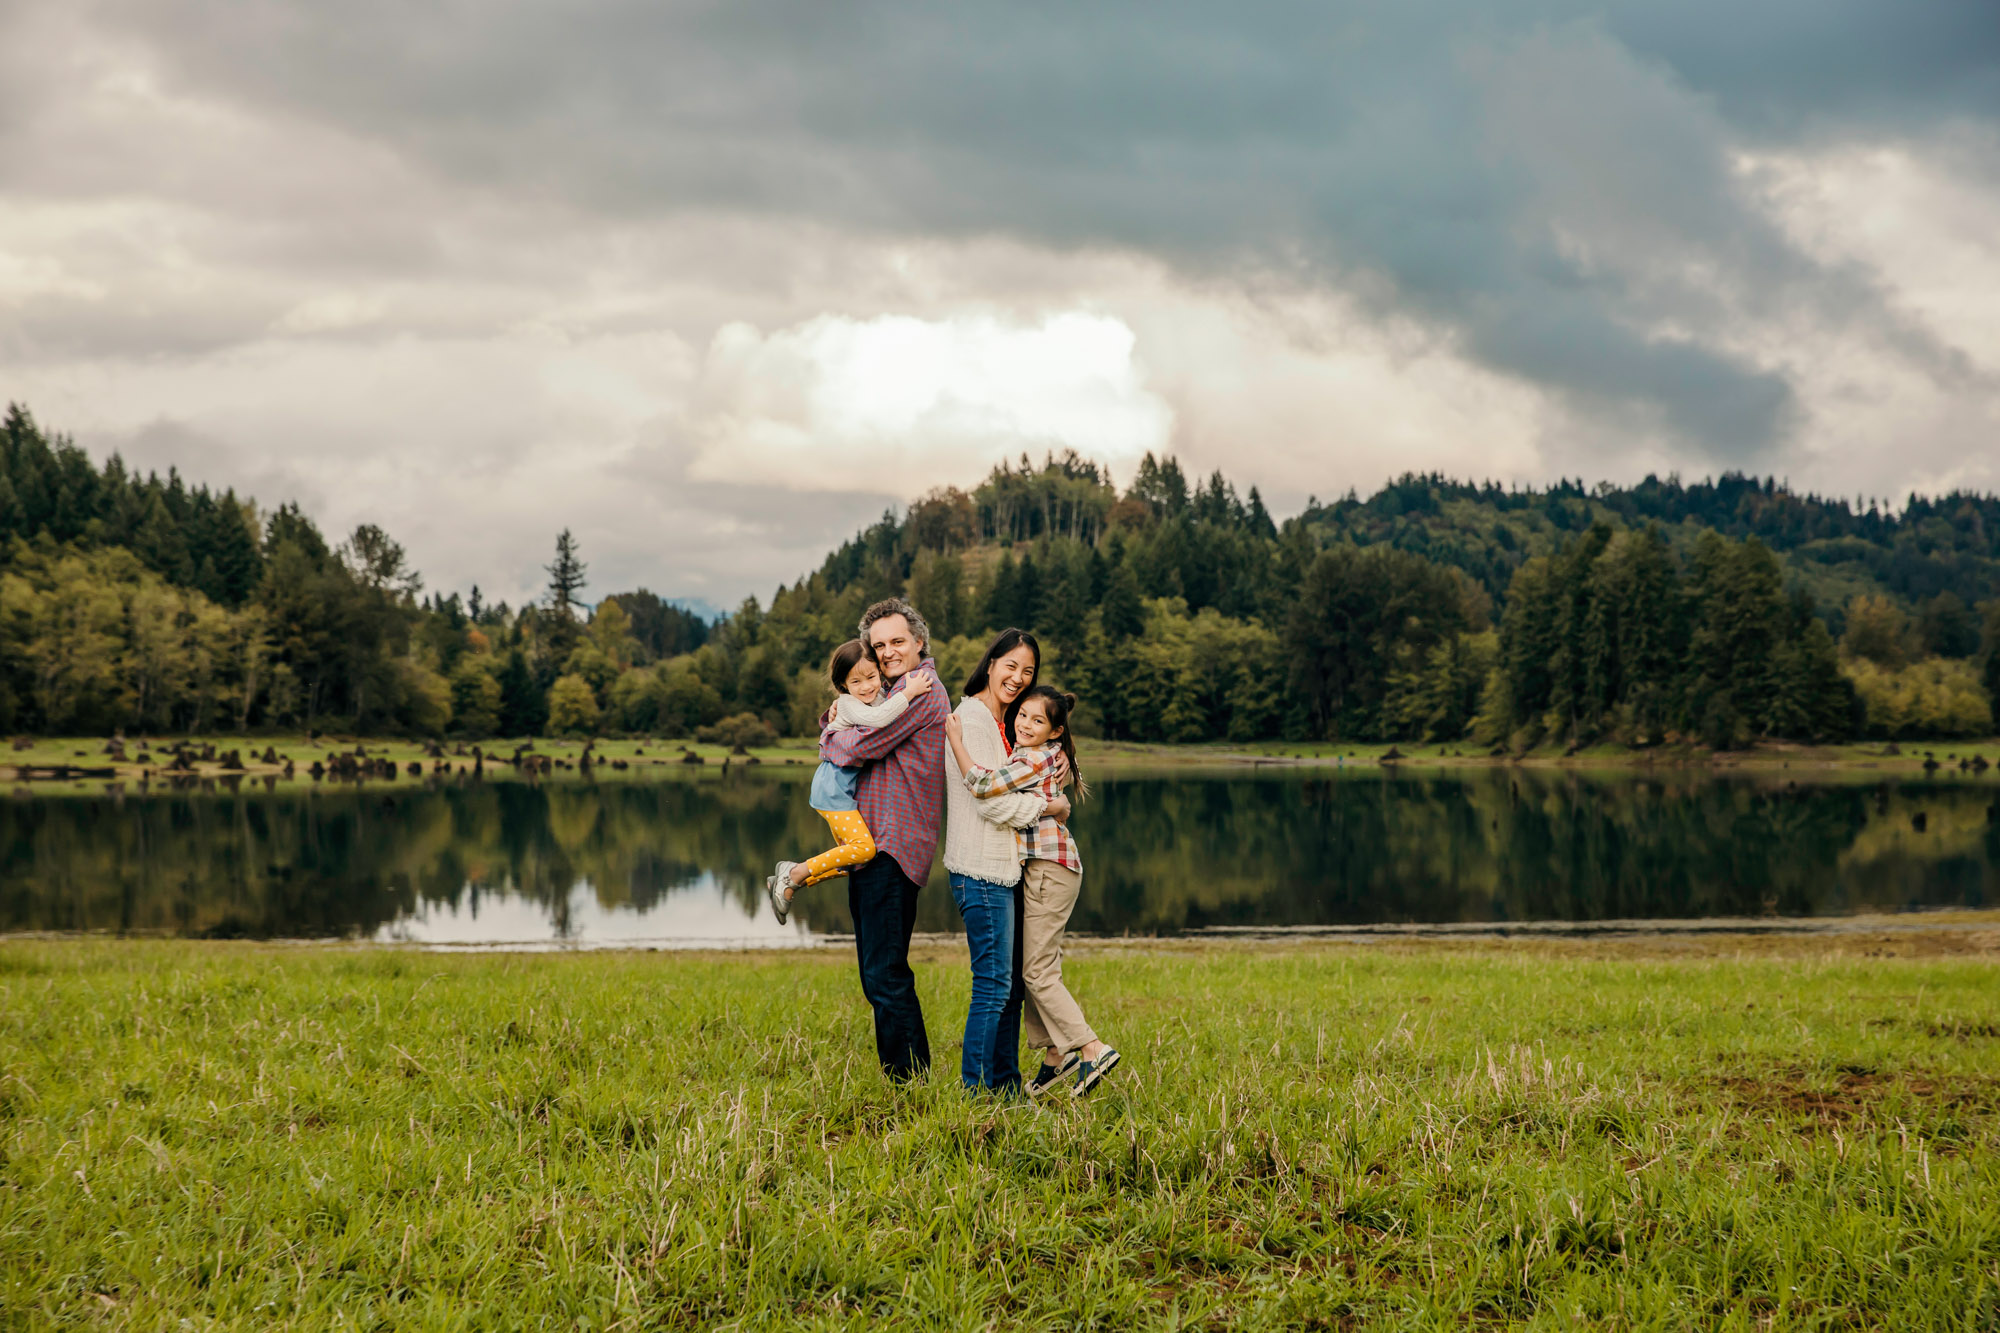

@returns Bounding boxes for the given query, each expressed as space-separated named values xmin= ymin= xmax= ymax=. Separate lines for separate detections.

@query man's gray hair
xmin=859 ymin=597 xmax=930 ymax=657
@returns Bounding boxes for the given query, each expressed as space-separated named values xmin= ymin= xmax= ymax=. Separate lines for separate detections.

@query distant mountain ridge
xmin=1293 ymin=472 xmax=2000 ymax=622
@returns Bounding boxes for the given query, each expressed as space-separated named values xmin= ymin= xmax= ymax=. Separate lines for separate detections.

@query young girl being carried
xmin=943 ymin=685 xmax=1121 ymax=1098
xmin=766 ymin=639 xmax=933 ymax=923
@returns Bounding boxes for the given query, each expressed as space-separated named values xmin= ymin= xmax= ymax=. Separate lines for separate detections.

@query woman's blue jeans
xmin=950 ymin=872 xmax=1025 ymax=1093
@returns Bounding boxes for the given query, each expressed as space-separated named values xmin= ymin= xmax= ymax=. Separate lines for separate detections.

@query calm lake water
xmin=2 ymin=768 xmax=1993 ymax=946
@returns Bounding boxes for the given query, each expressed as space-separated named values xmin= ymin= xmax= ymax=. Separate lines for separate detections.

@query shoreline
xmin=1081 ymin=736 xmax=2000 ymax=774
xmin=8 ymin=909 xmax=1998 ymax=956
xmin=4 ymin=732 xmax=2000 ymax=791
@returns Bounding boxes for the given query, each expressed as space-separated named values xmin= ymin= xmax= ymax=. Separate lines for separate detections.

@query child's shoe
xmin=1026 ymin=1051 xmax=1080 ymax=1098
xmin=1072 ymin=1047 xmax=1121 ymax=1098
xmin=766 ymin=862 xmax=797 ymax=924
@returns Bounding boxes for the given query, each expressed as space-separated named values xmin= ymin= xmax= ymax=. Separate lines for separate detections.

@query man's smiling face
xmin=867 ymin=613 xmax=921 ymax=680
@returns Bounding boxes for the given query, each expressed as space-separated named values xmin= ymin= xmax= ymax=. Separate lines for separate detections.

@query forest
xmin=2 ymin=401 xmax=1996 ymax=746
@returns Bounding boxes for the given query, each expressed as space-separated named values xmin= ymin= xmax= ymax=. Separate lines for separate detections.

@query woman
xmin=942 ymin=628 xmax=1070 ymax=1094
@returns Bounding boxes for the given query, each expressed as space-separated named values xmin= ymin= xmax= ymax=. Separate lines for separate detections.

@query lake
xmin=2 ymin=767 xmax=1992 ymax=946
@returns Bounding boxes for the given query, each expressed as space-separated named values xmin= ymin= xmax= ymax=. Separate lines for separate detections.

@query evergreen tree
xmin=1011 ymin=551 xmax=1042 ymax=630
xmin=1768 ymin=592 xmax=1854 ymax=741
xmin=264 ymin=502 xmax=332 ymax=565
xmin=1547 ymin=524 xmax=1612 ymax=740
xmin=1684 ymin=534 xmax=1786 ymax=744
xmin=1917 ymin=592 xmax=1979 ymax=659
xmin=448 ymin=659 xmax=502 ymax=736
xmin=545 ymin=529 xmax=587 ymax=610
xmin=981 ymin=552 xmax=1017 ymax=633
xmin=1286 ymin=546 xmax=1469 ymax=739
xmin=1038 ymin=548 xmax=1089 ymax=653
xmin=1100 ymin=562 xmax=1145 ymax=642
xmin=1128 ymin=453 xmax=1190 ymax=517
xmin=134 ymin=492 xmax=193 ymax=585
xmin=541 ymin=530 xmax=587 ymax=661
xmin=1244 ymin=486 xmax=1277 ymax=539
xmin=736 ymin=644 xmax=792 ymax=724
xmin=497 ymin=648 xmax=547 ymax=736
xmin=599 ymin=589 xmax=710 ymax=660
xmin=905 ymin=551 xmax=966 ymax=643
xmin=1497 ymin=557 xmax=1560 ymax=737
xmin=1587 ymin=525 xmax=1683 ymax=739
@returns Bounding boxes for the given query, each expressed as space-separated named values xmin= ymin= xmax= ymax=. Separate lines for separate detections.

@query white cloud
xmin=1740 ymin=139 xmax=2000 ymax=499
xmin=685 ymin=311 xmax=1174 ymax=494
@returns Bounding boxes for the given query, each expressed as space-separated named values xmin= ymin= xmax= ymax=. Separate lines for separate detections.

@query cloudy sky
xmin=3 ymin=2 xmax=1997 ymax=609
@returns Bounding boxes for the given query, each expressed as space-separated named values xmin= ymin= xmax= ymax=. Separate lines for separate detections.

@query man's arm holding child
xmin=819 ymin=668 xmax=942 ymax=766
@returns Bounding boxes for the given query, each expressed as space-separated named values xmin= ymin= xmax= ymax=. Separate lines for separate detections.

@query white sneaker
xmin=767 ymin=862 xmax=797 ymax=924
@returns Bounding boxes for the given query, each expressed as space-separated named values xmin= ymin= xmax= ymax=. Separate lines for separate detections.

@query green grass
xmin=2 ymin=939 xmax=1997 ymax=1329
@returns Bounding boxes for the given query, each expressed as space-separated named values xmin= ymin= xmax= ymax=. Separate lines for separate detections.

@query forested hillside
xmin=1297 ymin=473 xmax=2000 ymax=628
xmin=3 ymin=401 xmax=1996 ymax=745
xmin=737 ymin=454 xmax=1998 ymax=747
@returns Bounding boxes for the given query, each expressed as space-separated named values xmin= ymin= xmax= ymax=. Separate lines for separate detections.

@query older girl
xmin=946 ymin=685 xmax=1119 ymax=1097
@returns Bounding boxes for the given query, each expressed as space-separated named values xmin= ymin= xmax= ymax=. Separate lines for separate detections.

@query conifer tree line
xmin=3 ymin=401 xmax=1997 ymax=743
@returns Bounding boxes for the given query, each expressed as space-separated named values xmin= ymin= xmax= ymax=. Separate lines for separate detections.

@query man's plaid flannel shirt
xmin=959 ymin=743 xmax=1080 ymax=873
xmin=816 ymin=657 xmax=949 ymax=884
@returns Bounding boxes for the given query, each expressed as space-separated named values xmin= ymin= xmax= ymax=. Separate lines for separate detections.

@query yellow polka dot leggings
xmin=799 ymin=809 xmax=876 ymax=886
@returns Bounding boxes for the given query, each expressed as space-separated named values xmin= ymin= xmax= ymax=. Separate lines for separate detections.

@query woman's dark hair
xmin=961 ymin=629 xmax=1041 ymax=720
xmin=827 ymin=639 xmax=872 ymax=694
xmin=1016 ymin=685 xmax=1086 ymax=801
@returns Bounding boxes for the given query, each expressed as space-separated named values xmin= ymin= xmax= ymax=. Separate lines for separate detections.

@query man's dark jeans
xmin=848 ymin=853 xmax=931 ymax=1080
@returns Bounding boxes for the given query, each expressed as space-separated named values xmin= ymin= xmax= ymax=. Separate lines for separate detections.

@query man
xmin=817 ymin=597 xmax=949 ymax=1080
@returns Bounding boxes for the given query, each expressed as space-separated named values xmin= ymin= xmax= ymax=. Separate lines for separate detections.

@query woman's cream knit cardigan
xmin=942 ymin=696 xmax=1046 ymax=886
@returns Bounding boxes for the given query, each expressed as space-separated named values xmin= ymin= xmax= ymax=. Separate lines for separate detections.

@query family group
xmin=765 ymin=597 xmax=1120 ymax=1099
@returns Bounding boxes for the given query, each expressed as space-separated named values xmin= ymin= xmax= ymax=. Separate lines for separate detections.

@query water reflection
xmin=0 ymin=768 xmax=1991 ymax=944
xmin=376 ymin=875 xmax=815 ymax=950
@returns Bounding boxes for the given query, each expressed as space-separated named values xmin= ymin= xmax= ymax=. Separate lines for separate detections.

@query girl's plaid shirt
xmin=959 ymin=743 xmax=1080 ymax=872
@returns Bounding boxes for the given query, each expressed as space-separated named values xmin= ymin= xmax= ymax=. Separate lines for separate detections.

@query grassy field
xmin=2 ymin=936 xmax=1997 ymax=1329
xmin=6 ymin=732 xmax=2000 ymax=795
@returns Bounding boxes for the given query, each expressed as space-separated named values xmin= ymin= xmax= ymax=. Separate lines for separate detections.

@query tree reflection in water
xmin=0 ymin=769 xmax=1989 ymax=940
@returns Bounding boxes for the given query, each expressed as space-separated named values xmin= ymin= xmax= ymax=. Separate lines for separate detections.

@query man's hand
xmin=903 ymin=668 xmax=934 ymax=699
xmin=1044 ymin=793 xmax=1071 ymax=823
xmin=943 ymin=713 xmax=962 ymax=744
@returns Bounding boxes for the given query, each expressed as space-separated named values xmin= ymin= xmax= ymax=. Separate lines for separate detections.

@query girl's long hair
xmin=1017 ymin=684 xmax=1086 ymax=802
xmin=961 ymin=627 xmax=1041 ymax=737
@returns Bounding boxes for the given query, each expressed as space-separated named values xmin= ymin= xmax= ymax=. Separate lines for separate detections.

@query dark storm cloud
xmin=56 ymin=2 xmax=2000 ymax=459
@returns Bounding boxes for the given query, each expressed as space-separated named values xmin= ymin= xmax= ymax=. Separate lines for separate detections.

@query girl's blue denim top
xmin=809 ymin=758 xmax=860 ymax=811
